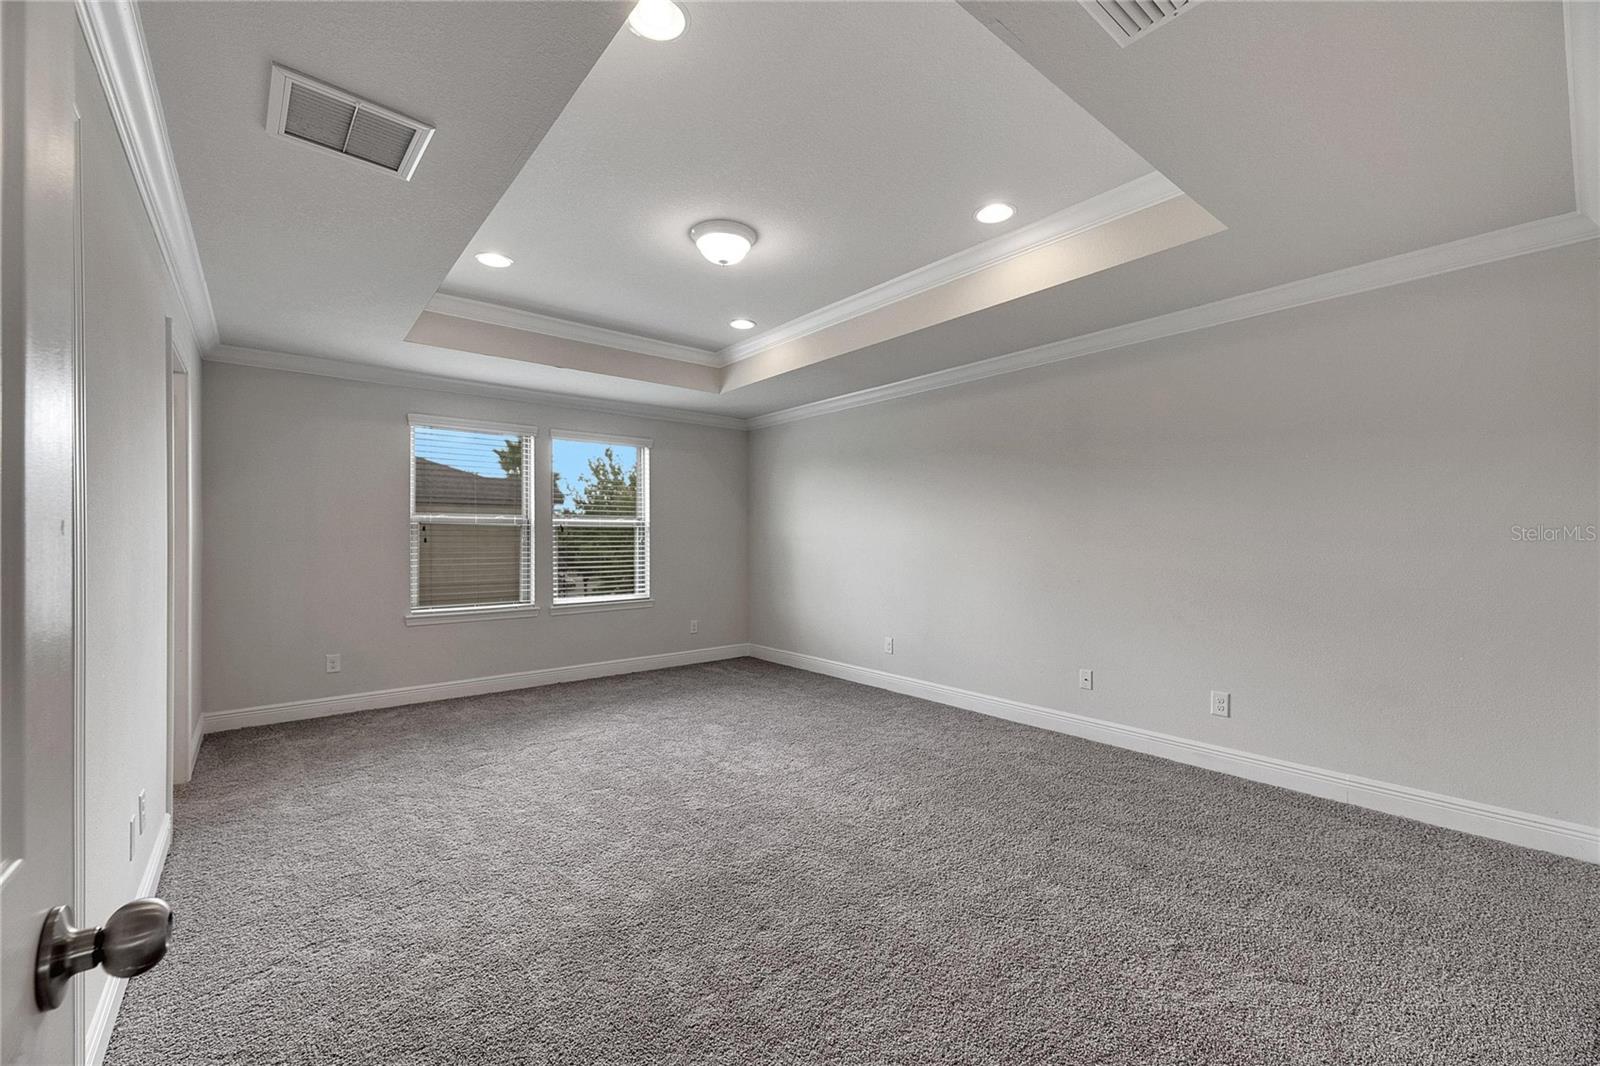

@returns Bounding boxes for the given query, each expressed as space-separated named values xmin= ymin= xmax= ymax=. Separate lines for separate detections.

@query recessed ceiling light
xmin=974 ymin=202 xmax=1015 ymax=224
xmin=730 ymin=318 xmax=756 ymax=330
xmin=689 ymin=220 xmax=757 ymax=267
xmin=627 ymin=0 xmax=687 ymax=42
xmin=474 ymin=251 xmax=514 ymax=268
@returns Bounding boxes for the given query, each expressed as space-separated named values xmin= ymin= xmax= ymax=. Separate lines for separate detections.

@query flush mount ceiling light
xmin=689 ymin=220 xmax=757 ymax=266
xmin=974 ymin=202 xmax=1016 ymax=224
xmin=729 ymin=318 xmax=756 ymax=330
xmin=627 ymin=0 xmax=687 ymax=42
xmin=474 ymin=251 xmax=514 ymax=268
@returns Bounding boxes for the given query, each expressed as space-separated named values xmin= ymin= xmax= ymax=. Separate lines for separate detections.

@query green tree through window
xmin=553 ymin=441 xmax=648 ymax=602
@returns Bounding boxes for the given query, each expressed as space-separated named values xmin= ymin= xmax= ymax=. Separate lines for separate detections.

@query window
xmin=409 ymin=419 xmax=534 ymax=617
xmin=552 ymin=434 xmax=650 ymax=605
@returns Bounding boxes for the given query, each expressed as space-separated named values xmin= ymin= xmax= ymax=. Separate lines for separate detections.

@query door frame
xmin=71 ymin=70 xmax=89 ymax=1063
xmin=166 ymin=331 xmax=189 ymax=792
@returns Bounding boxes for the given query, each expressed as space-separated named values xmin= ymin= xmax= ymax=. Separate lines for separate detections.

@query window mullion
xmin=413 ymin=513 xmax=527 ymax=526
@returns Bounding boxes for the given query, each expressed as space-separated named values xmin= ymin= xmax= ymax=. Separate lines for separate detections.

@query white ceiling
xmin=140 ymin=0 xmax=628 ymax=376
xmin=711 ymin=0 xmax=1586 ymax=416
xmin=438 ymin=1 xmax=1152 ymax=352
xmin=143 ymin=1 xmax=1588 ymax=421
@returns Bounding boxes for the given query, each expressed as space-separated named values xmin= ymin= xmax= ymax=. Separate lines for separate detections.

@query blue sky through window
xmin=413 ymin=432 xmax=638 ymax=495
xmin=554 ymin=439 xmax=638 ymax=502
xmin=412 ymin=427 xmax=516 ymax=478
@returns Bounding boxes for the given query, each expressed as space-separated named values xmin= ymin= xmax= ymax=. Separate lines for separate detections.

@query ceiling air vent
xmin=266 ymin=65 xmax=434 ymax=181
xmin=1082 ymin=0 xmax=1198 ymax=46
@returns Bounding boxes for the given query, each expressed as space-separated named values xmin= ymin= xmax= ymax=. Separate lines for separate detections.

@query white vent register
xmin=1082 ymin=0 xmax=1198 ymax=46
xmin=266 ymin=65 xmax=434 ymax=181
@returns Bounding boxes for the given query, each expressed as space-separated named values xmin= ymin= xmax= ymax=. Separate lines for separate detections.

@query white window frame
xmin=550 ymin=430 xmax=652 ymax=610
xmin=406 ymin=414 xmax=538 ymax=624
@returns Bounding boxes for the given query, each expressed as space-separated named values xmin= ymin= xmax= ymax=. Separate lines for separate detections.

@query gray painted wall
xmin=749 ymin=244 xmax=1599 ymax=825
xmin=78 ymin=31 xmax=204 ymax=1019
xmin=200 ymin=363 xmax=748 ymax=713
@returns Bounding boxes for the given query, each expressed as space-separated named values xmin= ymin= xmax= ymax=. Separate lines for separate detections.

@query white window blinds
xmin=409 ymin=421 xmax=534 ymax=613
xmin=552 ymin=435 xmax=650 ymax=604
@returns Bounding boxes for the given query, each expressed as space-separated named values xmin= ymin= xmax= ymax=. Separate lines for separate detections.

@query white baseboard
xmin=750 ymin=646 xmax=1600 ymax=864
xmin=201 ymin=643 xmax=755 ymax=734
xmin=86 ymin=812 xmax=171 ymax=1066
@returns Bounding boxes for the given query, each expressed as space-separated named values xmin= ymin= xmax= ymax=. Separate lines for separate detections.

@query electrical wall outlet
xmin=128 ymin=817 xmax=137 ymax=861
xmin=137 ymin=789 xmax=146 ymax=834
xmin=325 ymin=653 xmax=341 ymax=674
xmin=689 ymin=619 xmax=699 ymax=635
xmin=1079 ymin=669 xmax=1093 ymax=690
xmin=1210 ymin=691 xmax=1230 ymax=718
xmin=883 ymin=636 xmax=894 ymax=655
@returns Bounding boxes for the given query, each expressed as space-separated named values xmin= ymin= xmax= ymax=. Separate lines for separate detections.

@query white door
xmin=1 ymin=2 xmax=87 ymax=1061
xmin=3 ymin=7 xmax=175 ymax=1063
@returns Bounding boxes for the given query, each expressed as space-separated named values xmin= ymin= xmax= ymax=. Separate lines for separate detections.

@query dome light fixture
xmin=474 ymin=251 xmax=514 ymax=268
xmin=627 ymin=0 xmax=687 ymax=42
xmin=689 ymin=220 xmax=757 ymax=267
xmin=730 ymin=318 xmax=756 ymax=330
xmin=974 ymin=202 xmax=1015 ymax=224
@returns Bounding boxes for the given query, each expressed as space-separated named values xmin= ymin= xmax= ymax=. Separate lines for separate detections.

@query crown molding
xmin=204 ymin=345 xmax=749 ymax=430
xmin=213 ymin=212 xmax=1594 ymax=435
xmin=431 ymin=173 xmax=1182 ymax=373
xmin=426 ymin=293 xmax=721 ymax=367
xmin=76 ymin=0 xmax=219 ymax=352
xmin=748 ymin=211 xmax=1599 ymax=430
xmin=719 ymin=171 xmax=1184 ymax=366
xmin=1567 ymin=1 xmax=1598 ymax=224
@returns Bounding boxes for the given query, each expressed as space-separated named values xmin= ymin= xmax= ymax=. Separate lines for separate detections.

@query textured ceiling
xmin=437 ymin=1 xmax=1152 ymax=351
xmin=145 ymin=1 xmax=1583 ymax=420
xmin=141 ymin=0 xmax=629 ymax=372
xmin=713 ymin=0 xmax=1581 ymax=416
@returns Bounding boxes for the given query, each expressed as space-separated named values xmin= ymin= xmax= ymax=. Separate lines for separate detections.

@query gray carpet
xmin=108 ymin=658 xmax=1599 ymax=1065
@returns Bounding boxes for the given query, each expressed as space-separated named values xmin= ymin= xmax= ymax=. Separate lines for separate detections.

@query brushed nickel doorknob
xmin=35 ymin=898 xmax=172 ymax=1010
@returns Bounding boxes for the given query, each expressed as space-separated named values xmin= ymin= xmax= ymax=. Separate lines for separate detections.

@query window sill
xmin=549 ymin=597 xmax=654 ymax=616
xmin=405 ymin=605 xmax=539 ymax=627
